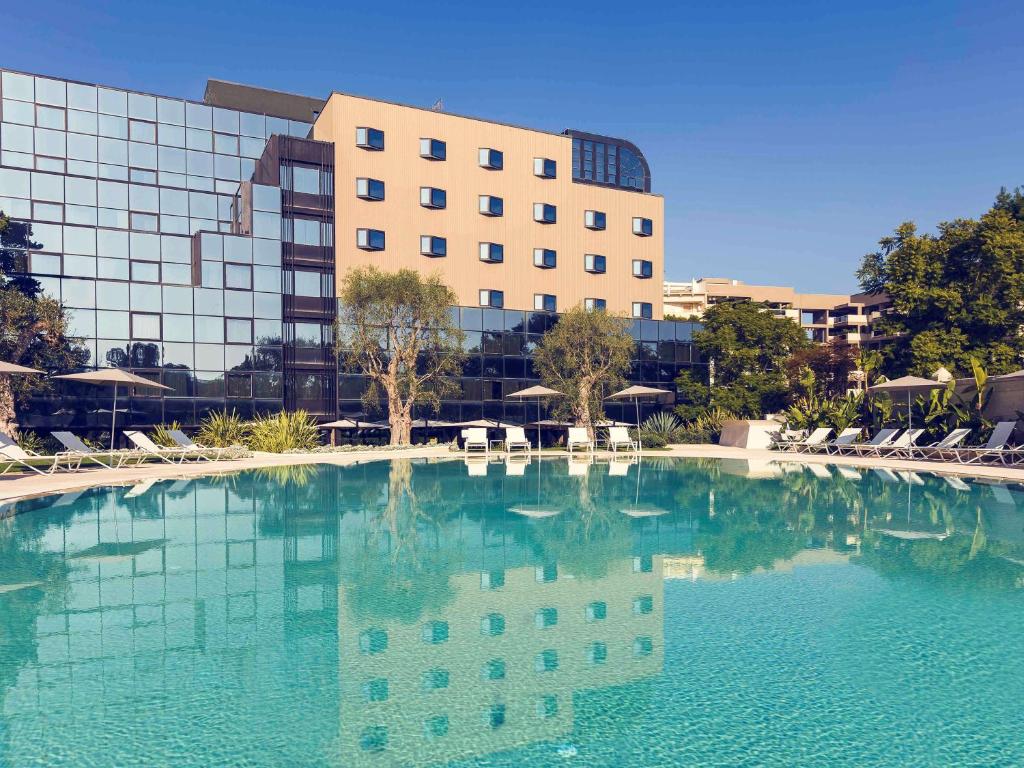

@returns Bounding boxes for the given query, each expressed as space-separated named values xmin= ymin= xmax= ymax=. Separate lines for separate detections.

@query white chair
xmin=876 ymin=429 xmax=926 ymax=459
xmin=785 ymin=428 xmax=832 ymax=453
xmin=568 ymin=455 xmax=592 ymax=476
xmin=947 ymin=421 xmax=1019 ymax=465
xmin=913 ymin=428 xmax=971 ymax=460
xmin=124 ymin=430 xmax=202 ymax=463
xmin=819 ymin=428 xmax=863 ymax=454
xmin=505 ymin=455 xmax=529 ymax=475
xmin=837 ymin=428 xmax=899 ymax=456
xmin=463 ymin=427 xmax=489 ymax=455
xmin=465 ymin=456 xmax=488 ymax=476
xmin=51 ymin=431 xmax=141 ymax=469
xmin=608 ymin=459 xmax=631 ymax=477
xmin=567 ymin=427 xmax=594 ymax=454
xmin=504 ymin=426 xmax=531 ymax=453
xmin=608 ymin=426 xmax=638 ymax=453
xmin=167 ymin=429 xmax=229 ymax=461
xmin=0 ymin=433 xmax=80 ymax=475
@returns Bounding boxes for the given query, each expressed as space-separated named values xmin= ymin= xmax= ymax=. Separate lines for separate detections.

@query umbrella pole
xmin=110 ymin=383 xmax=118 ymax=450
xmin=635 ymin=397 xmax=641 ymax=451
xmin=536 ymin=399 xmax=541 ymax=455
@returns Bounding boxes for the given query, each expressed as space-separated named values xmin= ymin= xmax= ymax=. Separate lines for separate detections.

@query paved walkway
xmin=1 ymin=443 xmax=1022 ymax=505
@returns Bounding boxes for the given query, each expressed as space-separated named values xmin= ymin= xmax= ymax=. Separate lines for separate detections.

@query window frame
xmin=356 ymin=228 xmax=385 ymax=251
xmin=533 ymin=248 xmax=557 ymax=269
xmin=632 ymin=217 xmax=653 ymax=236
xmin=478 ymin=147 xmax=503 ymax=170
xmin=533 ymin=203 xmax=556 ymax=224
xmin=584 ymin=298 xmax=607 ymax=311
xmin=632 ymin=301 xmax=653 ymax=319
xmin=632 ymin=259 xmax=653 ymax=279
xmin=479 ymin=289 xmax=504 ymax=308
xmin=356 ymin=177 xmax=385 ymax=201
xmin=419 ymin=137 xmax=446 ymax=160
xmin=356 ymin=126 xmax=385 ymax=150
xmin=534 ymin=157 xmax=557 ymax=178
xmin=478 ymin=242 xmax=504 ymax=263
xmin=585 ymin=210 xmax=607 ymax=230
xmin=420 ymin=235 xmax=447 ymax=257
xmin=584 ymin=253 xmax=607 ymax=274
xmin=420 ymin=186 xmax=447 ymax=209
xmin=534 ymin=293 xmax=557 ymax=313
xmin=479 ymin=195 xmax=503 ymax=217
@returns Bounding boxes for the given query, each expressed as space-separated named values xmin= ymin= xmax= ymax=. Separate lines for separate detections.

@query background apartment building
xmin=664 ymin=277 xmax=892 ymax=347
xmin=0 ymin=68 xmax=689 ymax=435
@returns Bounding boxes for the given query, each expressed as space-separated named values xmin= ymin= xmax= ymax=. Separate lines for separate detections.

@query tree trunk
xmin=0 ymin=376 xmax=17 ymax=437
xmin=577 ymin=379 xmax=594 ymax=440
xmin=387 ymin=387 xmax=412 ymax=445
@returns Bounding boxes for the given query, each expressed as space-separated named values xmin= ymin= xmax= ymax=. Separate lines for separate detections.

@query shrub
xmin=247 ymin=410 xmax=320 ymax=453
xmin=639 ymin=412 xmax=684 ymax=446
xmin=150 ymin=421 xmax=182 ymax=448
xmin=197 ymin=409 xmax=248 ymax=447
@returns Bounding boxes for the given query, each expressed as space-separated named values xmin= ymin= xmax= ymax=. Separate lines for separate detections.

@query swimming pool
xmin=1 ymin=457 xmax=1022 ymax=767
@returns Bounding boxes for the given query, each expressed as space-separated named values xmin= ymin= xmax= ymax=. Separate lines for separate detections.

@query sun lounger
xmin=504 ymin=427 xmax=531 ymax=453
xmin=913 ymin=428 xmax=971 ymax=460
xmin=784 ymin=427 xmax=832 ymax=453
xmin=567 ymin=427 xmax=594 ymax=454
xmin=51 ymin=431 xmax=141 ymax=468
xmin=819 ymin=428 xmax=863 ymax=454
xmin=505 ymin=455 xmax=529 ymax=475
xmin=608 ymin=459 xmax=631 ymax=476
xmin=834 ymin=465 xmax=862 ymax=481
xmin=167 ymin=429 xmax=228 ymax=461
xmin=124 ymin=430 xmax=202 ymax=464
xmin=464 ymin=456 xmax=488 ymax=476
xmin=805 ymin=463 xmax=833 ymax=479
xmin=607 ymin=426 xmax=638 ymax=453
xmin=0 ymin=433 xmax=81 ymax=475
xmin=568 ymin=455 xmax=592 ymax=476
xmin=837 ymin=428 xmax=899 ymax=456
xmin=877 ymin=429 xmax=926 ymax=459
xmin=946 ymin=421 xmax=1019 ymax=465
xmin=463 ymin=427 xmax=489 ymax=455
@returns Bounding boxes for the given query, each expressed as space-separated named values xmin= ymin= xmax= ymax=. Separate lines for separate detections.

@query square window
xmin=479 ymin=195 xmax=503 ymax=216
xmin=478 ymin=148 xmax=503 ymax=170
xmin=356 ymin=228 xmax=385 ymax=251
xmin=420 ymin=235 xmax=446 ymax=257
xmin=479 ymin=290 xmax=503 ymax=309
xmin=585 ymin=254 xmax=606 ymax=274
xmin=585 ymin=210 xmax=607 ymax=230
xmin=478 ymin=242 xmax=503 ymax=263
xmin=131 ymin=312 xmax=161 ymax=339
xmin=420 ymin=187 xmax=446 ymax=209
xmin=533 ymin=249 xmax=556 ymax=269
xmin=422 ymin=620 xmax=449 ymax=645
xmin=356 ymin=127 xmax=384 ymax=150
xmin=632 ymin=217 xmax=653 ymax=236
xmin=534 ymin=294 xmax=557 ymax=313
xmin=533 ymin=203 xmax=556 ymax=223
xmin=584 ymin=298 xmax=607 ymax=311
xmin=632 ymin=259 xmax=653 ymax=279
xmin=533 ymin=157 xmax=556 ymax=178
xmin=355 ymin=177 xmax=385 ymax=201
xmin=419 ymin=138 xmax=445 ymax=160
xmin=632 ymin=302 xmax=653 ymax=320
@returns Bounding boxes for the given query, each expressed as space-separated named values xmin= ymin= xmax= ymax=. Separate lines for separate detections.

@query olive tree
xmin=338 ymin=267 xmax=464 ymax=445
xmin=533 ymin=305 xmax=635 ymax=438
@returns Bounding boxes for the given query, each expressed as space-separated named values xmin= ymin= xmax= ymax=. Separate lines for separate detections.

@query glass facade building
xmin=0 ymin=68 xmax=700 ymax=435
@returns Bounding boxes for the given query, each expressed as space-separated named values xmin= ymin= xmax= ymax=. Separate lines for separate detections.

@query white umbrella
xmin=867 ymin=375 xmax=944 ymax=431
xmin=53 ymin=369 xmax=170 ymax=449
xmin=507 ymin=385 xmax=564 ymax=452
xmin=605 ymin=385 xmax=672 ymax=449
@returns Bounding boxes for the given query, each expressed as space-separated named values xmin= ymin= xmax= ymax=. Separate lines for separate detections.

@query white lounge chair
xmin=837 ymin=428 xmax=899 ymax=456
xmin=124 ymin=430 xmax=202 ymax=463
xmin=568 ymin=455 xmax=592 ymax=476
xmin=51 ymin=431 xmax=140 ymax=469
xmin=504 ymin=426 xmax=531 ymax=453
xmin=607 ymin=426 xmax=638 ymax=453
xmin=819 ymin=428 xmax=863 ymax=454
xmin=947 ymin=421 xmax=1019 ymax=465
xmin=463 ymin=427 xmax=489 ymax=455
xmin=786 ymin=428 xmax=832 ymax=453
xmin=464 ymin=456 xmax=488 ymax=476
xmin=608 ymin=459 xmax=631 ymax=476
xmin=167 ymin=429 xmax=229 ymax=461
xmin=505 ymin=455 xmax=529 ymax=475
xmin=0 ymin=433 xmax=80 ymax=475
xmin=877 ymin=429 xmax=926 ymax=459
xmin=913 ymin=428 xmax=971 ymax=460
xmin=567 ymin=427 xmax=594 ymax=454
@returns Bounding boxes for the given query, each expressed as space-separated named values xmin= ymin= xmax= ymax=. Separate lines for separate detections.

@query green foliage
xmin=338 ymin=267 xmax=464 ymax=444
xmin=678 ymin=300 xmax=810 ymax=419
xmin=786 ymin=391 xmax=864 ymax=433
xmin=0 ymin=212 xmax=90 ymax=432
xmin=857 ymin=188 xmax=1024 ymax=377
xmin=533 ymin=305 xmax=635 ymax=433
xmin=197 ymin=409 xmax=249 ymax=447
xmin=11 ymin=429 xmax=46 ymax=454
xmin=639 ymin=412 xmax=684 ymax=447
xmin=246 ymin=410 xmax=320 ymax=453
xmin=150 ymin=421 xmax=183 ymax=448
xmin=785 ymin=341 xmax=858 ymax=398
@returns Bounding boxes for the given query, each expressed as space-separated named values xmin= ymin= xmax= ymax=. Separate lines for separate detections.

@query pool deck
xmin=2 ymin=443 xmax=1024 ymax=504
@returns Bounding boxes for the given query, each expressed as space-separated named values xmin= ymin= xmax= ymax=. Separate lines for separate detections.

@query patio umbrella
xmin=605 ymin=385 xmax=673 ymax=448
xmin=867 ymin=375 xmax=944 ymax=431
xmin=506 ymin=385 xmax=564 ymax=452
xmin=0 ymin=361 xmax=44 ymax=436
xmin=53 ymin=369 xmax=170 ymax=449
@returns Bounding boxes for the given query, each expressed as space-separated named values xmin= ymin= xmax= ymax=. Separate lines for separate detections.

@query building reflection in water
xmin=0 ymin=457 xmax=1021 ymax=766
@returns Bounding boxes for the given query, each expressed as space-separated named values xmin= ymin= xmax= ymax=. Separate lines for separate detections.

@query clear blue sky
xmin=5 ymin=0 xmax=1022 ymax=293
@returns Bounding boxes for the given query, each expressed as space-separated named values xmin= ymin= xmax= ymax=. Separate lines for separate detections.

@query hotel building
xmin=0 ymin=68 xmax=691 ymax=433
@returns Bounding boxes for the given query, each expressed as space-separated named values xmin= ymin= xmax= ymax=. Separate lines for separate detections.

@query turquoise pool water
xmin=1 ymin=457 xmax=1022 ymax=767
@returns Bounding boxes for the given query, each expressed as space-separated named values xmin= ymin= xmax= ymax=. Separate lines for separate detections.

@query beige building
xmin=313 ymin=93 xmax=664 ymax=318
xmin=664 ymin=277 xmax=891 ymax=345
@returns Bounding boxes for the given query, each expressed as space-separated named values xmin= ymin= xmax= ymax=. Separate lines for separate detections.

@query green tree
xmin=338 ymin=267 xmax=464 ymax=445
xmin=0 ymin=212 xmax=89 ymax=434
xmin=676 ymin=300 xmax=809 ymax=419
xmin=533 ymin=305 xmax=635 ymax=437
xmin=857 ymin=188 xmax=1024 ymax=376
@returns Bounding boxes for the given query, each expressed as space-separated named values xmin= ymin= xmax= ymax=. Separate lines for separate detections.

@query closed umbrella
xmin=605 ymin=385 xmax=672 ymax=449
xmin=506 ymin=385 xmax=564 ymax=452
xmin=867 ymin=375 xmax=944 ymax=431
xmin=53 ymin=369 xmax=170 ymax=449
